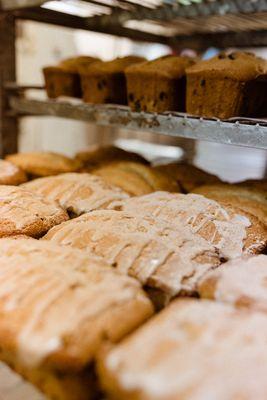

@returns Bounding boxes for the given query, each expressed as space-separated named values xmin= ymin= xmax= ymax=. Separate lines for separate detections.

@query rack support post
xmin=0 ymin=12 xmax=18 ymax=157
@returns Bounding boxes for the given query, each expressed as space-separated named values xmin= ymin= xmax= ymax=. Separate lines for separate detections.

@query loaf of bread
xmin=93 ymin=161 xmax=180 ymax=196
xmin=186 ymin=51 xmax=267 ymax=119
xmin=0 ymin=159 xmax=27 ymax=185
xmin=79 ymin=56 xmax=145 ymax=104
xmin=43 ymin=56 xmax=99 ymax=99
xmin=22 ymin=173 xmax=129 ymax=217
xmin=6 ymin=152 xmax=82 ymax=178
xmin=198 ymin=255 xmax=267 ymax=313
xmin=126 ymin=55 xmax=195 ymax=113
xmin=98 ymin=298 xmax=267 ymax=400
xmin=109 ymin=192 xmax=267 ymax=259
xmin=0 ymin=238 xmax=153 ymax=399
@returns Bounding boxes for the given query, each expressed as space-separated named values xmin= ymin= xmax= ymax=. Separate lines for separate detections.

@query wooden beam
xmin=0 ymin=0 xmax=45 ymax=10
xmin=14 ymin=7 xmax=168 ymax=44
xmin=0 ymin=13 xmax=18 ymax=156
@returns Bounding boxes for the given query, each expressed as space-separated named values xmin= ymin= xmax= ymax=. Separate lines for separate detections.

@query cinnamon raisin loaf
xmin=126 ymin=55 xmax=195 ymax=113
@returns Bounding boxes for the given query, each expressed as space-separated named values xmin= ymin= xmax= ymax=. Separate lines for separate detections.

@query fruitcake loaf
xmin=198 ymin=255 xmax=267 ymax=313
xmin=22 ymin=173 xmax=129 ymax=216
xmin=98 ymin=299 xmax=267 ymax=400
xmin=0 ymin=238 xmax=153 ymax=400
xmin=186 ymin=51 xmax=267 ymax=119
xmin=126 ymin=55 xmax=195 ymax=113
xmin=7 ymin=152 xmax=82 ymax=178
xmin=79 ymin=56 xmax=145 ymax=105
xmin=43 ymin=56 xmax=99 ymax=99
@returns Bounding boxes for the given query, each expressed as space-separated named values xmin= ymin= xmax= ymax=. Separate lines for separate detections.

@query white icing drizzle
xmin=0 ymin=239 xmax=152 ymax=369
xmin=109 ymin=192 xmax=252 ymax=259
xmin=22 ymin=173 xmax=129 ymax=216
xmin=44 ymin=209 xmax=220 ymax=297
xmin=103 ymin=299 xmax=267 ymax=400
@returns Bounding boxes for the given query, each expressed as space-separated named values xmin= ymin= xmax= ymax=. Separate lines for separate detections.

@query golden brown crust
xmin=198 ymin=255 xmax=267 ymax=313
xmin=0 ymin=185 xmax=68 ymax=238
xmin=43 ymin=56 xmax=99 ymax=99
xmin=76 ymin=145 xmax=148 ymax=170
xmin=0 ymin=160 xmax=27 ymax=185
xmin=109 ymin=192 xmax=265 ymax=259
xmin=22 ymin=173 xmax=129 ymax=216
xmin=93 ymin=162 xmax=180 ymax=196
xmin=98 ymin=298 xmax=267 ymax=400
xmin=80 ymin=56 xmax=145 ymax=105
xmin=155 ymin=162 xmax=220 ymax=192
xmin=0 ymin=238 xmax=153 ymax=373
xmin=44 ymin=209 xmax=220 ymax=299
xmin=186 ymin=52 xmax=267 ymax=118
xmin=126 ymin=55 xmax=196 ymax=113
xmin=192 ymin=183 xmax=267 ymax=226
xmin=6 ymin=152 xmax=82 ymax=177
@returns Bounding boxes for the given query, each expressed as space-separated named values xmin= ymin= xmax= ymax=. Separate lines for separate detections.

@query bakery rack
xmin=0 ymin=0 xmax=267 ymax=156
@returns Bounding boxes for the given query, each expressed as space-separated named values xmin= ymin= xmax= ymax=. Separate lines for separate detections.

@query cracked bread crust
xmin=43 ymin=209 xmax=220 ymax=299
xmin=98 ymin=298 xmax=267 ymax=400
xmin=0 ymin=185 xmax=68 ymax=238
xmin=22 ymin=173 xmax=129 ymax=217
xmin=0 ymin=239 xmax=153 ymax=374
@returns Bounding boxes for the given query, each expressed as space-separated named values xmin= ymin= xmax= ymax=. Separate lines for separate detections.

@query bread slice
xmin=44 ymin=209 xmax=220 ymax=302
xmin=0 ymin=185 xmax=68 ymax=237
xmin=108 ymin=192 xmax=267 ymax=259
xmin=98 ymin=298 xmax=267 ymax=400
xmin=0 ymin=238 xmax=153 ymax=398
xmin=22 ymin=173 xmax=129 ymax=217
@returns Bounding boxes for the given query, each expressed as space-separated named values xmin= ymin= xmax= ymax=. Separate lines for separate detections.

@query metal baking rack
xmin=0 ymin=0 xmax=266 ymax=155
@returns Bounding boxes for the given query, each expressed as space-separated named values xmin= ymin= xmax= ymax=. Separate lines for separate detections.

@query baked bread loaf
xmin=109 ymin=192 xmax=267 ymax=259
xmin=192 ymin=183 xmax=267 ymax=226
xmin=43 ymin=56 xmax=99 ymax=99
xmin=76 ymin=145 xmax=148 ymax=171
xmin=80 ymin=56 xmax=145 ymax=105
xmin=0 ymin=159 xmax=27 ymax=185
xmin=98 ymin=298 xmax=267 ymax=400
xmin=0 ymin=186 xmax=68 ymax=237
xmin=126 ymin=55 xmax=195 ymax=113
xmin=6 ymin=152 xmax=82 ymax=178
xmin=199 ymin=255 xmax=267 ymax=313
xmin=44 ymin=209 xmax=220 ymax=302
xmin=22 ymin=173 xmax=129 ymax=217
xmin=93 ymin=161 xmax=180 ymax=196
xmin=238 ymin=178 xmax=267 ymax=192
xmin=186 ymin=51 xmax=267 ymax=119
xmin=155 ymin=162 xmax=220 ymax=192
xmin=0 ymin=238 xmax=153 ymax=399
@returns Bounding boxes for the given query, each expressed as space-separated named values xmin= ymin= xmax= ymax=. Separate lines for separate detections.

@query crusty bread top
xmin=126 ymin=55 xmax=195 ymax=79
xmin=0 ymin=160 xmax=27 ymax=185
xmin=6 ymin=152 xmax=82 ymax=177
xmin=43 ymin=56 xmax=99 ymax=74
xmin=99 ymin=299 xmax=267 ymax=400
xmin=22 ymin=173 xmax=129 ymax=216
xmin=0 ymin=185 xmax=68 ymax=237
xmin=44 ymin=209 xmax=220 ymax=298
xmin=79 ymin=56 xmax=145 ymax=76
xmin=186 ymin=51 xmax=267 ymax=81
xmin=109 ymin=192 xmax=267 ymax=259
xmin=0 ymin=238 xmax=153 ymax=371
xmin=198 ymin=255 xmax=267 ymax=312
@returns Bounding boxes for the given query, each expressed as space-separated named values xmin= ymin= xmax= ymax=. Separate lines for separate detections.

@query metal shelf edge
xmin=9 ymin=97 xmax=267 ymax=150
